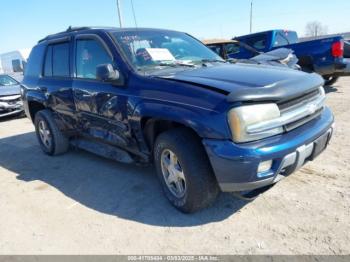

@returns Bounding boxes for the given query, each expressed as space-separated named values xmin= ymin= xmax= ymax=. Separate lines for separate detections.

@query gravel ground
xmin=0 ymin=77 xmax=349 ymax=255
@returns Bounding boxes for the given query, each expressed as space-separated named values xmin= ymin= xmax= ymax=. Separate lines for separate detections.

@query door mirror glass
xmin=96 ymin=64 xmax=117 ymax=81
xmin=96 ymin=64 xmax=124 ymax=85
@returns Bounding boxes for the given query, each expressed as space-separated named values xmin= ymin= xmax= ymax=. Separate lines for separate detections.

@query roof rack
xmin=38 ymin=26 xmax=93 ymax=43
xmin=65 ymin=26 xmax=93 ymax=33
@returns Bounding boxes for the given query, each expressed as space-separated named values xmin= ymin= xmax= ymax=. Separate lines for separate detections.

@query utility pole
xmin=117 ymin=0 xmax=123 ymax=28
xmin=250 ymin=0 xmax=253 ymax=33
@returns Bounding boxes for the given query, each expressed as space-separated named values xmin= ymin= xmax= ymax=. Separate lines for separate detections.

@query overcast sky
xmin=1 ymin=0 xmax=350 ymax=53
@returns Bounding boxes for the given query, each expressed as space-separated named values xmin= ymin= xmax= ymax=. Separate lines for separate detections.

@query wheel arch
xmin=141 ymin=117 xmax=200 ymax=152
xmin=28 ymin=100 xmax=46 ymax=123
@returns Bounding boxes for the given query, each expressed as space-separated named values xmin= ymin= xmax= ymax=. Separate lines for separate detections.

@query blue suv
xmin=22 ymin=27 xmax=334 ymax=213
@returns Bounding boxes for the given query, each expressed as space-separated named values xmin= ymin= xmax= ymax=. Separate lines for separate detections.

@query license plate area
xmin=277 ymin=127 xmax=333 ymax=176
xmin=310 ymin=129 xmax=332 ymax=160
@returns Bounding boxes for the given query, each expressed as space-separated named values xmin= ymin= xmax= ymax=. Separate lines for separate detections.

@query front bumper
xmin=203 ymin=107 xmax=334 ymax=192
xmin=0 ymin=101 xmax=24 ymax=118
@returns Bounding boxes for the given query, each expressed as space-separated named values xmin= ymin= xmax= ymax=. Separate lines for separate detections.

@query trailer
xmin=0 ymin=49 xmax=31 ymax=82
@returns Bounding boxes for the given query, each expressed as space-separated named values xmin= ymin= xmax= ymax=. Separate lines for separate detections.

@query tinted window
xmin=225 ymin=43 xmax=240 ymax=56
xmin=12 ymin=59 xmax=23 ymax=72
xmin=274 ymin=33 xmax=289 ymax=47
xmin=207 ymin=45 xmax=222 ymax=56
xmin=43 ymin=43 xmax=70 ymax=77
xmin=25 ymin=44 xmax=45 ymax=77
xmin=244 ymin=35 xmax=267 ymax=50
xmin=76 ymin=39 xmax=113 ymax=79
xmin=44 ymin=46 xmax=52 ymax=76
xmin=52 ymin=43 xmax=70 ymax=77
xmin=273 ymin=31 xmax=298 ymax=47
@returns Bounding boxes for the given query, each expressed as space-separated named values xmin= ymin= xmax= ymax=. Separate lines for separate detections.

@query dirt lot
xmin=0 ymin=78 xmax=349 ymax=255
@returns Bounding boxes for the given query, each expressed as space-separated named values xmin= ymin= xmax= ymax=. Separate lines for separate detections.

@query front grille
xmin=0 ymin=95 xmax=22 ymax=104
xmin=279 ymin=87 xmax=325 ymax=132
xmin=284 ymin=108 xmax=323 ymax=131
xmin=278 ymin=89 xmax=320 ymax=112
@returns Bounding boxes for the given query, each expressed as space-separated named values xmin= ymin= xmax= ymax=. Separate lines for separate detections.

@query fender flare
xmin=131 ymin=100 xmax=230 ymax=140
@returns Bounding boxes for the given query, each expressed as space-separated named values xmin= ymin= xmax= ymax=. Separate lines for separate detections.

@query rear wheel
xmin=323 ymin=75 xmax=339 ymax=86
xmin=34 ymin=109 xmax=69 ymax=156
xmin=154 ymin=128 xmax=219 ymax=213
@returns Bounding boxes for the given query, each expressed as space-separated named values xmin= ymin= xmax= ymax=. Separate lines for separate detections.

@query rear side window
xmin=75 ymin=39 xmax=112 ymax=79
xmin=44 ymin=42 xmax=70 ymax=77
xmin=24 ymin=44 xmax=46 ymax=77
xmin=274 ymin=33 xmax=289 ymax=47
xmin=243 ymin=35 xmax=267 ymax=50
xmin=273 ymin=31 xmax=298 ymax=47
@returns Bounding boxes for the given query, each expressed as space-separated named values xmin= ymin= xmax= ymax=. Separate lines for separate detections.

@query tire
xmin=323 ymin=76 xmax=339 ymax=86
xmin=154 ymin=128 xmax=219 ymax=213
xmin=34 ymin=109 xmax=69 ymax=156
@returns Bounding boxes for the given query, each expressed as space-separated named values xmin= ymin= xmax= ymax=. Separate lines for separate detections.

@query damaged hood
xmin=155 ymin=64 xmax=324 ymax=103
xmin=0 ymin=84 xmax=21 ymax=97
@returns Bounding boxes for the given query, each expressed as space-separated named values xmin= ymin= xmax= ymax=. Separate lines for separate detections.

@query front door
xmin=72 ymin=34 xmax=133 ymax=150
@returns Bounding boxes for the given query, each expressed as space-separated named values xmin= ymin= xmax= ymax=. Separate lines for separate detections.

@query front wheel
xmin=154 ymin=128 xmax=219 ymax=213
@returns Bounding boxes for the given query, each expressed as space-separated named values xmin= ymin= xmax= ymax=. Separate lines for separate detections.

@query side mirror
xmin=96 ymin=64 xmax=124 ymax=85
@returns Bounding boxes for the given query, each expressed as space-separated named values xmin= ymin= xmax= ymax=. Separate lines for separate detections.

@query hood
xmin=0 ymin=84 xmax=21 ymax=97
xmin=155 ymin=64 xmax=324 ymax=103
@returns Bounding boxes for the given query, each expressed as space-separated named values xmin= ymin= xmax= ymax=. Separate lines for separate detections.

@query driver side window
xmin=76 ymin=38 xmax=113 ymax=79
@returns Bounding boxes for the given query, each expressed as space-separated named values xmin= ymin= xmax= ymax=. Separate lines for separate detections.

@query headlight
xmin=228 ymin=103 xmax=283 ymax=143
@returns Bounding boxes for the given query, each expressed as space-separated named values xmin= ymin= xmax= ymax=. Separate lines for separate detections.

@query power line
xmin=130 ymin=0 xmax=138 ymax=28
xmin=250 ymin=0 xmax=253 ymax=33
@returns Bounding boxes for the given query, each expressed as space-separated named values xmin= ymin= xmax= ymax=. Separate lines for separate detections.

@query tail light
xmin=332 ymin=41 xmax=344 ymax=58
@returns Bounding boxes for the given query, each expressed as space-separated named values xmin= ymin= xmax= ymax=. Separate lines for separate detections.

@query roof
xmin=38 ymin=26 xmax=182 ymax=43
xmin=202 ymin=39 xmax=238 ymax=45
xmin=234 ymin=29 xmax=293 ymax=39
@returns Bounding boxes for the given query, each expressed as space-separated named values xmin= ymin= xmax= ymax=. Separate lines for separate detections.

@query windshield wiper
xmin=201 ymin=59 xmax=226 ymax=64
xmin=158 ymin=61 xmax=196 ymax=68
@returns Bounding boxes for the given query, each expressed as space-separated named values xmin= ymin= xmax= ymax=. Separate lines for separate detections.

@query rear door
xmin=72 ymin=33 xmax=134 ymax=149
xmin=40 ymin=38 xmax=75 ymax=118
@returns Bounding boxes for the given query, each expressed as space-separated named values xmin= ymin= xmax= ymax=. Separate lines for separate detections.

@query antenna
xmin=250 ymin=0 xmax=253 ymax=33
xmin=117 ymin=0 xmax=123 ymax=28
xmin=130 ymin=0 xmax=138 ymax=28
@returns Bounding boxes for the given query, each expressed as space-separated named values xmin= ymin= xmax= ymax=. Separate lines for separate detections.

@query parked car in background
xmin=204 ymin=39 xmax=299 ymax=70
xmin=234 ymin=30 xmax=350 ymax=86
xmin=22 ymin=27 xmax=334 ymax=213
xmin=0 ymin=49 xmax=31 ymax=82
xmin=204 ymin=39 xmax=244 ymax=60
xmin=0 ymin=74 xmax=24 ymax=118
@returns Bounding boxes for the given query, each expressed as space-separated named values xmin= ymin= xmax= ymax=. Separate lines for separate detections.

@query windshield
xmin=111 ymin=30 xmax=223 ymax=72
xmin=0 ymin=75 xmax=18 ymax=86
